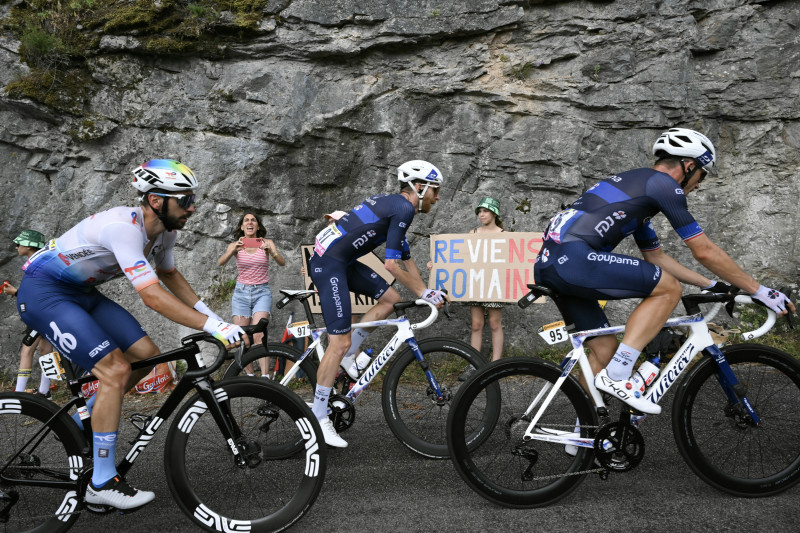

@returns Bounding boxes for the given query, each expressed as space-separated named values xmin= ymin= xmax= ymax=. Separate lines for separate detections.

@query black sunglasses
xmin=152 ymin=192 xmax=196 ymax=208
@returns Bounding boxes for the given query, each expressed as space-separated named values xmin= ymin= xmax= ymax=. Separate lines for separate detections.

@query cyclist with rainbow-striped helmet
xmin=15 ymin=159 xmax=246 ymax=511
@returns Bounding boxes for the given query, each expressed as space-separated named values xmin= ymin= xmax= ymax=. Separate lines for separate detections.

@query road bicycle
xmin=447 ymin=284 xmax=800 ymax=507
xmin=224 ymin=289 xmax=495 ymax=459
xmin=0 ymin=321 xmax=326 ymax=532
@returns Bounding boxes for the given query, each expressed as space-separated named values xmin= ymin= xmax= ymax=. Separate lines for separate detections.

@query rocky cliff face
xmin=1 ymin=0 xmax=798 ymax=370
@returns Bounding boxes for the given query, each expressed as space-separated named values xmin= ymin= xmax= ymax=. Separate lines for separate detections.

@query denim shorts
xmin=231 ymin=282 xmax=273 ymax=317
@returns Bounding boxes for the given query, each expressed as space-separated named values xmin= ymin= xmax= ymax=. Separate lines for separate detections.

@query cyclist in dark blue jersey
xmin=535 ymin=128 xmax=794 ymax=414
xmin=309 ymin=160 xmax=447 ymax=447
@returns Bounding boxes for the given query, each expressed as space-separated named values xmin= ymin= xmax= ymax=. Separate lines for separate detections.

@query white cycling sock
xmin=312 ymin=385 xmax=332 ymax=420
xmin=38 ymin=375 xmax=51 ymax=395
xmin=15 ymin=369 xmax=30 ymax=392
xmin=344 ymin=328 xmax=370 ymax=357
xmin=606 ymin=343 xmax=640 ymax=380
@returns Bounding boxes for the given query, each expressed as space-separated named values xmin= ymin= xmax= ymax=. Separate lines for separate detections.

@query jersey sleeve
xmin=633 ymin=218 xmax=661 ymax=251
xmin=385 ymin=201 xmax=415 ymax=260
xmin=98 ymin=222 xmax=160 ymax=291
xmin=646 ymin=174 xmax=704 ymax=242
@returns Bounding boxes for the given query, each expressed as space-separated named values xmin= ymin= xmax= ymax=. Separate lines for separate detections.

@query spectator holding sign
xmin=466 ymin=197 xmax=506 ymax=363
xmin=2 ymin=230 xmax=55 ymax=397
xmin=218 ymin=213 xmax=285 ymax=376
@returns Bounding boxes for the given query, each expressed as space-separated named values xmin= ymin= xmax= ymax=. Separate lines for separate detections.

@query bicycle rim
xmin=673 ymin=345 xmax=800 ymax=496
xmin=164 ymin=378 xmax=326 ymax=532
xmin=0 ymin=393 xmax=86 ymax=533
xmin=382 ymin=338 xmax=494 ymax=459
xmin=447 ymin=358 xmax=597 ymax=508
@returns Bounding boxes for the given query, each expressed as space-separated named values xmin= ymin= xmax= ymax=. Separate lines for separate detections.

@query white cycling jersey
xmin=23 ymin=206 xmax=177 ymax=291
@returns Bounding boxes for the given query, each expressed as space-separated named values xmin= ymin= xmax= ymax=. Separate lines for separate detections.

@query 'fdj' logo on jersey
xmin=124 ymin=260 xmax=148 ymax=276
xmin=594 ymin=211 xmax=627 ymax=237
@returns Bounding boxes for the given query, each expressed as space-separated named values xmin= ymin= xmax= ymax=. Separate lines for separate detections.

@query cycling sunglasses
xmin=152 ymin=192 xmax=196 ymax=208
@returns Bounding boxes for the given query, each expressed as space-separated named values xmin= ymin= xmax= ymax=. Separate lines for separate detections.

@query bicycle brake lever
xmin=779 ymin=287 xmax=795 ymax=329
xmin=443 ymin=300 xmax=452 ymax=319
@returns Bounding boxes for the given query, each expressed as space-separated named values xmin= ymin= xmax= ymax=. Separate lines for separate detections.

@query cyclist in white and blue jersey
xmin=309 ymin=160 xmax=447 ymax=447
xmin=15 ymin=160 xmax=246 ymax=511
xmin=534 ymin=128 xmax=794 ymax=414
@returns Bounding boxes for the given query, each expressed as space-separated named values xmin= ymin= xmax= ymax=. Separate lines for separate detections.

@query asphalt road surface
xmin=82 ymin=388 xmax=798 ymax=533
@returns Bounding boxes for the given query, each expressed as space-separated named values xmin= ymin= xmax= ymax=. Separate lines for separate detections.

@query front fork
xmin=407 ymin=338 xmax=446 ymax=402
xmin=705 ymin=345 xmax=761 ymax=427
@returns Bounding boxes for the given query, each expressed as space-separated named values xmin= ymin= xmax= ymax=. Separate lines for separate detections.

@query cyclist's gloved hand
xmin=194 ymin=299 xmax=223 ymax=322
xmin=702 ymin=281 xmax=733 ymax=294
xmin=751 ymin=285 xmax=791 ymax=315
xmin=421 ymin=289 xmax=446 ymax=305
xmin=203 ymin=317 xmax=245 ymax=346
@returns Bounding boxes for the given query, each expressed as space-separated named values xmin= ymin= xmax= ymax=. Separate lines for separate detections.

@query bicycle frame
xmin=277 ymin=298 xmax=442 ymax=402
xmin=2 ymin=333 xmax=262 ymax=495
xmin=520 ymin=295 xmax=775 ymax=450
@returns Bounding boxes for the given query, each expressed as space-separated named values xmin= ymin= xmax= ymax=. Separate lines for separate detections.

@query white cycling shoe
xmin=84 ymin=476 xmax=155 ymax=511
xmin=318 ymin=417 xmax=348 ymax=448
xmin=594 ymin=369 xmax=661 ymax=415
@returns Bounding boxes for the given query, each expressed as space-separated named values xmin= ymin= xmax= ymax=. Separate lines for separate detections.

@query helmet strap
xmin=146 ymin=193 xmax=179 ymax=231
xmin=415 ymin=182 xmax=431 ymax=210
xmin=679 ymin=159 xmax=699 ymax=189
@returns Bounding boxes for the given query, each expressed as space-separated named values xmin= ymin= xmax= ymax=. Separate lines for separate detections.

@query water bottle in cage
xmin=347 ymin=349 xmax=373 ymax=379
xmin=630 ymin=357 xmax=661 ymax=394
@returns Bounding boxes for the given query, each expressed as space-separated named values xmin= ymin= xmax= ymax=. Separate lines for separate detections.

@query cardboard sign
xmin=428 ymin=232 xmax=543 ymax=303
xmin=300 ymin=246 xmax=395 ymax=314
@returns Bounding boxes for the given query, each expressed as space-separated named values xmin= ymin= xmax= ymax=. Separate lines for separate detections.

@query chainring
xmin=593 ymin=421 xmax=645 ymax=472
xmin=329 ymin=394 xmax=355 ymax=433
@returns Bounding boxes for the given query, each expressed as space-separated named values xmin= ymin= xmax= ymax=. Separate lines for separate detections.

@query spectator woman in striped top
xmin=218 ymin=213 xmax=285 ymax=376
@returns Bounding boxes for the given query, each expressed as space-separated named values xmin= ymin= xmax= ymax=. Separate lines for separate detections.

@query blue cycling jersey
xmin=310 ymin=193 xmax=414 ymax=334
xmin=543 ymin=168 xmax=703 ymax=252
xmin=535 ymin=167 xmax=702 ymax=331
xmin=313 ymin=194 xmax=413 ymax=263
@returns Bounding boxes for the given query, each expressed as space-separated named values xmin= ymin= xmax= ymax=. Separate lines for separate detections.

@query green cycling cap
xmin=475 ymin=197 xmax=500 ymax=216
xmin=13 ymin=229 xmax=45 ymax=249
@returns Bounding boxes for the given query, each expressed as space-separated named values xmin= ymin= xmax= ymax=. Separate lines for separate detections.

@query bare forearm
xmin=139 ymin=284 xmax=206 ymax=330
xmin=158 ymin=269 xmax=200 ymax=306
xmin=688 ymin=237 xmax=759 ymax=292
xmin=642 ymin=249 xmax=711 ymax=287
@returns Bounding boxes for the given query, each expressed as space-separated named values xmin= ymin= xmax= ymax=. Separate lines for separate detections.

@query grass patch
xmin=4 ymin=0 xmax=272 ymax=114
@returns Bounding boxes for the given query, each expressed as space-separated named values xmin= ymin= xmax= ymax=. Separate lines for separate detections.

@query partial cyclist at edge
xmin=534 ymin=128 xmax=795 ymax=415
xmin=14 ymin=159 xmax=246 ymax=511
xmin=309 ymin=159 xmax=448 ymax=447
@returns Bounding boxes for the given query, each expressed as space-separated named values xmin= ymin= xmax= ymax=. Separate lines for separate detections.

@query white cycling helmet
xmin=397 ymin=160 xmax=444 ymax=185
xmin=131 ymin=159 xmax=198 ymax=193
xmin=397 ymin=160 xmax=443 ymax=210
xmin=652 ymin=128 xmax=716 ymax=173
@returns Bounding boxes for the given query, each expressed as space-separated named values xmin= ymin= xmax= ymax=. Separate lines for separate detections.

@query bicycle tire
xmin=672 ymin=344 xmax=800 ymax=496
xmin=382 ymin=337 xmax=498 ymax=459
xmin=164 ymin=377 xmax=326 ymax=532
xmin=447 ymin=358 xmax=597 ymax=508
xmin=0 ymin=392 xmax=87 ymax=533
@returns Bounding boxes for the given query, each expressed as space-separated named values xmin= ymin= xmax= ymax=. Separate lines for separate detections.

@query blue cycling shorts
xmin=308 ymin=253 xmax=390 ymax=335
xmin=15 ymin=275 xmax=147 ymax=370
xmin=534 ymin=240 xmax=662 ymax=331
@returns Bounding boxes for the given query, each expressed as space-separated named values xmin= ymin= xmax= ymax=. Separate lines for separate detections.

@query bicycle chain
xmin=512 ymin=421 xmax=610 ymax=481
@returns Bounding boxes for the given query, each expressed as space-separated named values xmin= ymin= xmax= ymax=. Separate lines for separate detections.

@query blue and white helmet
xmin=398 ymin=160 xmax=443 ymax=209
xmin=652 ymin=128 xmax=716 ymax=173
xmin=397 ymin=160 xmax=443 ymax=186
